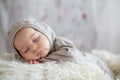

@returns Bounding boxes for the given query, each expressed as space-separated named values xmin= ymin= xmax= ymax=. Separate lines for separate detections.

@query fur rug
xmin=0 ymin=50 xmax=120 ymax=80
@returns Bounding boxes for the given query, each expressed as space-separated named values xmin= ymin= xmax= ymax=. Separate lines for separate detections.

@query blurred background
xmin=0 ymin=0 xmax=120 ymax=54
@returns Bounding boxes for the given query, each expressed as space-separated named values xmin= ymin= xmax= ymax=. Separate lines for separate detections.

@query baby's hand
xmin=28 ymin=60 xmax=40 ymax=64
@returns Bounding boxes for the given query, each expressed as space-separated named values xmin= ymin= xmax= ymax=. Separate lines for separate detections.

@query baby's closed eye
xmin=33 ymin=35 xmax=40 ymax=43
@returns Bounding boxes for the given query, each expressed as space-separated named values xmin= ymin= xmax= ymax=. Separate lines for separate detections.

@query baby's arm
xmin=47 ymin=37 xmax=80 ymax=62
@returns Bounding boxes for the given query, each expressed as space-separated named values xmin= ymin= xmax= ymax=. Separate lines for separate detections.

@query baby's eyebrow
xmin=30 ymin=32 xmax=36 ymax=38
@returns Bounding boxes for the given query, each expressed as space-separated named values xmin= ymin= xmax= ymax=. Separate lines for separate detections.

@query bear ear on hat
xmin=21 ymin=16 xmax=40 ymax=24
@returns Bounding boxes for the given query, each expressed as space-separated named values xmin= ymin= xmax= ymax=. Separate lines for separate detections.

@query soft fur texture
xmin=0 ymin=50 xmax=120 ymax=80
xmin=92 ymin=50 xmax=120 ymax=79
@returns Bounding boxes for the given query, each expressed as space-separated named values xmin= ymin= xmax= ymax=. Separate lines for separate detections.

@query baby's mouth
xmin=36 ymin=49 xmax=45 ymax=56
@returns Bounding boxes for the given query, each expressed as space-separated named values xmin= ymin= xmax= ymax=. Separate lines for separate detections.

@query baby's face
xmin=14 ymin=27 xmax=50 ymax=61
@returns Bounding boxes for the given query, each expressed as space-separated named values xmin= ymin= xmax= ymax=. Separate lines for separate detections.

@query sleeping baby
xmin=8 ymin=16 xmax=115 ymax=79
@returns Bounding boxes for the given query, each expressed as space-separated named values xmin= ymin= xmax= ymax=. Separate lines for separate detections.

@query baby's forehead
xmin=14 ymin=27 xmax=36 ymax=38
xmin=17 ymin=27 xmax=37 ymax=34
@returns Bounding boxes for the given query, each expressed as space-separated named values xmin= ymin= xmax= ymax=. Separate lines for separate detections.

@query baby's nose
xmin=31 ymin=44 xmax=38 ymax=53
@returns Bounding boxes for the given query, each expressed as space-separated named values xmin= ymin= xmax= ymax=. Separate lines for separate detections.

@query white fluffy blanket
xmin=0 ymin=50 xmax=120 ymax=80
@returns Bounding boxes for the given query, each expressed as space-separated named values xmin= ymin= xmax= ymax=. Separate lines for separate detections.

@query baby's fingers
xmin=28 ymin=60 xmax=33 ymax=64
xmin=28 ymin=60 xmax=40 ymax=64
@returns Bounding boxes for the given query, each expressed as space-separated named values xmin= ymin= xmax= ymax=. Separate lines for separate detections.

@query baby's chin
xmin=25 ymin=57 xmax=39 ymax=61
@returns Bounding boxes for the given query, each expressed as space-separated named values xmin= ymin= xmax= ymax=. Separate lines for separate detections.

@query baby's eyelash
xmin=33 ymin=35 xmax=40 ymax=42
